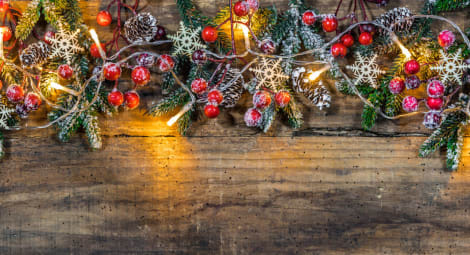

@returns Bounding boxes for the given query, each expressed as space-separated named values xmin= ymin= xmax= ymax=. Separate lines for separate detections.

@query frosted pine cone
xmin=218 ymin=68 xmax=244 ymax=108
xmin=124 ymin=13 xmax=158 ymax=42
xmin=20 ymin=42 xmax=50 ymax=67
xmin=295 ymin=78 xmax=331 ymax=111
xmin=374 ymin=7 xmax=413 ymax=34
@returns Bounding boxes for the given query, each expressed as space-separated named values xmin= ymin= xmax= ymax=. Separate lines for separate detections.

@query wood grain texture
xmin=1 ymin=0 xmax=470 ymax=254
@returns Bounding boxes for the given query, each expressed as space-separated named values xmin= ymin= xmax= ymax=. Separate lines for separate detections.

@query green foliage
xmin=15 ymin=0 xmax=41 ymax=40
xmin=148 ymin=89 xmax=189 ymax=117
xmin=177 ymin=107 xmax=194 ymax=135
xmin=282 ymin=98 xmax=303 ymax=129
xmin=176 ymin=0 xmax=212 ymax=28
xmin=260 ymin=104 xmax=276 ymax=132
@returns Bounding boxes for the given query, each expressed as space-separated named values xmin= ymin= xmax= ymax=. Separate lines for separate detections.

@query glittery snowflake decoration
xmin=48 ymin=26 xmax=84 ymax=64
xmin=249 ymin=57 xmax=289 ymax=90
xmin=430 ymin=49 xmax=470 ymax=85
xmin=346 ymin=53 xmax=385 ymax=88
xmin=0 ymin=103 xmax=14 ymax=129
xmin=168 ymin=21 xmax=207 ymax=56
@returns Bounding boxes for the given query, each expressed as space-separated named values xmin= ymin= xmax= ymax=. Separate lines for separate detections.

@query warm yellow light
xmin=89 ymin=29 xmax=106 ymax=59
xmin=50 ymin=82 xmax=80 ymax=96
xmin=0 ymin=27 xmax=4 ymax=59
xmin=308 ymin=65 xmax=330 ymax=81
xmin=241 ymin=25 xmax=250 ymax=50
xmin=392 ymin=35 xmax=412 ymax=60
xmin=167 ymin=103 xmax=192 ymax=127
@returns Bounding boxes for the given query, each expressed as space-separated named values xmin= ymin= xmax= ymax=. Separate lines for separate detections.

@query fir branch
xmin=83 ymin=113 xmax=102 ymax=150
xmin=177 ymin=107 xmax=194 ymax=135
xmin=15 ymin=0 xmax=41 ymax=40
xmin=148 ymin=89 xmax=189 ymax=117
xmin=176 ymin=0 xmax=212 ymax=28
xmin=282 ymin=98 xmax=303 ymax=129
xmin=260 ymin=104 xmax=276 ymax=132
xmin=446 ymin=125 xmax=464 ymax=170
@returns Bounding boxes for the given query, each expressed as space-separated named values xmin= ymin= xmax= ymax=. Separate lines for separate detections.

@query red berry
xmin=124 ymin=91 xmax=140 ymax=110
xmin=259 ymin=39 xmax=276 ymax=54
xmin=246 ymin=0 xmax=259 ymax=12
xmin=427 ymin=80 xmax=445 ymax=98
xmin=90 ymin=43 xmax=106 ymax=58
xmin=331 ymin=43 xmax=347 ymax=57
xmin=358 ymin=32 xmax=373 ymax=45
xmin=192 ymin=50 xmax=207 ymax=64
xmin=402 ymin=96 xmax=418 ymax=112
xmin=404 ymin=60 xmax=420 ymax=75
xmin=107 ymin=89 xmax=124 ymax=106
xmin=388 ymin=77 xmax=405 ymax=95
xmin=201 ymin=26 xmax=218 ymax=43
xmin=154 ymin=25 xmax=167 ymax=40
xmin=204 ymin=104 xmax=220 ymax=118
xmin=340 ymin=34 xmax=354 ymax=47
xmin=103 ymin=63 xmax=122 ymax=81
xmin=233 ymin=1 xmax=249 ymax=17
xmin=253 ymin=90 xmax=272 ymax=109
xmin=0 ymin=80 xmax=3 ymax=90
xmin=405 ymin=75 xmax=421 ymax=90
xmin=44 ymin=31 xmax=55 ymax=44
xmin=0 ymin=1 xmax=9 ymax=12
xmin=207 ymin=89 xmax=224 ymax=105
xmin=244 ymin=108 xmax=262 ymax=127
xmin=423 ymin=111 xmax=441 ymax=129
xmin=322 ymin=16 xmax=338 ymax=32
xmin=438 ymin=30 xmax=455 ymax=48
xmin=191 ymin=78 xmax=208 ymax=94
xmin=24 ymin=92 xmax=42 ymax=111
xmin=302 ymin=11 xmax=316 ymax=26
xmin=0 ymin=26 xmax=11 ymax=41
xmin=274 ymin=91 xmax=291 ymax=108
xmin=426 ymin=97 xmax=443 ymax=110
xmin=6 ymin=84 xmax=24 ymax=103
xmin=136 ymin=53 xmax=155 ymax=67
xmin=96 ymin=10 xmax=112 ymax=26
xmin=157 ymin=55 xmax=175 ymax=72
xmin=360 ymin=24 xmax=376 ymax=35
xmin=58 ymin=64 xmax=74 ymax=80
xmin=131 ymin=66 xmax=151 ymax=86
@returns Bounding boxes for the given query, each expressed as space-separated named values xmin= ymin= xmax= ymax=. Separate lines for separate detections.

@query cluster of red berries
xmin=244 ymin=90 xmax=291 ymax=127
xmin=401 ymin=79 xmax=445 ymax=113
xmin=190 ymin=78 xmax=224 ymax=119
xmin=6 ymin=84 xmax=42 ymax=118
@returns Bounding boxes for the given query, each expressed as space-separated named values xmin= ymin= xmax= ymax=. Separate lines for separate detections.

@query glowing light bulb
xmin=241 ymin=25 xmax=250 ymax=50
xmin=0 ymin=27 xmax=4 ymax=59
xmin=308 ymin=65 xmax=330 ymax=81
xmin=50 ymin=82 xmax=80 ymax=96
xmin=89 ymin=29 xmax=106 ymax=59
xmin=167 ymin=103 xmax=193 ymax=127
xmin=392 ymin=35 xmax=411 ymax=60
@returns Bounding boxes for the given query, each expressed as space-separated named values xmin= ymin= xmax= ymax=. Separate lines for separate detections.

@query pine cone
xmin=20 ymin=42 xmax=50 ymax=67
xmin=295 ymin=78 xmax=331 ymax=111
xmin=374 ymin=7 xmax=413 ymax=34
xmin=124 ymin=13 xmax=158 ymax=43
xmin=218 ymin=68 xmax=244 ymax=108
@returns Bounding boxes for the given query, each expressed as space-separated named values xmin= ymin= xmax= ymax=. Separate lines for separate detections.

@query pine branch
xmin=260 ymin=104 xmax=276 ymax=132
xmin=15 ymin=0 xmax=41 ymax=40
xmin=177 ymin=107 xmax=194 ymax=135
xmin=148 ymin=89 xmax=189 ymax=117
xmin=83 ymin=113 xmax=102 ymax=150
xmin=282 ymin=97 xmax=303 ymax=129
xmin=446 ymin=125 xmax=464 ymax=170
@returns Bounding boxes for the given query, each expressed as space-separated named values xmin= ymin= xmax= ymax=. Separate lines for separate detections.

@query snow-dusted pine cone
xmin=374 ymin=7 xmax=413 ymax=34
xmin=124 ymin=12 xmax=158 ymax=42
xmin=218 ymin=68 xmax=244 ymax=108
xmin=294 ymin=78 xmax=331 ymax=111
xmin=20 ymin=42 xmax=50 ymax=67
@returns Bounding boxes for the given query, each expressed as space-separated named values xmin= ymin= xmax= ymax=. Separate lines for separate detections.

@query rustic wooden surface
xmin=1 ymin=0 xmax=470 ymax=254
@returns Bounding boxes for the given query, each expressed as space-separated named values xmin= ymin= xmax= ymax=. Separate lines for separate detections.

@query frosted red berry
xmin=192 ymin=50 xmax=207 ymax=64
xmin=0 ymin=1 xmax=9 ymax=12
xmin=191 ymin=78 xmax=208 ymax=94
xmin=253 ymin=90 xmax=272 ymax=110
xmin=404 ymin=60 xmax=420 ymax=75
xmin=202 ymin=26 xmax=218 ymax=43
xmin=402 ymin=96 xmax=418 ymax=112
xmin=0 ymin=26 xmax=12 ymax=41
xmin=427 ymin=80 xmax=445 ymax=98
xmin=426 ymin=97 xmax=443 ymax=110
xmin=302 ymin=11 xmax=316 ymax=26
xmin=124 ymin=91 xmax=140 ymax=110
xmin=438 ymin=30 xmax=455 ymax=48
xmin=244 ymin=108 xmax=262 ymax=127
xmin=405 ymin=75 xmax=421 ymax=90
xmin=423 ymin=111 xmax=441 ymax=129
xmin=96 ymin=10 xmax=112 ymax=26
xmin=322 ymin=16 xmax=338 ymax=32
xmin=44 ymin=31 xmax=55 ymax=44
xmin=246 ymin=0 xmax=259 ymax=12
xmin=58 ymin=64 xmax=74 ymax=80
xmin=388 ymin=77 xmax=405 ymax=95
xmin=107 ymin=89 xmax=124 ymax=106
xmin=6 ymin=85 xmax=24 ymax=103
xmin=204 ymin=104 xmax=220 ymax=118
xmin=24 ymin=93 xmax=42 ymax=111
xmin=154 ymin=25 xmax=167 ymax=40
xmin=358 ymin=32 xmax=373 ymax=45
xmin=340 ymin=34 xmax=354 ymax=47
xmin=233 ymin=1 xmax=249 ymax=17
xmin=103 ymin=63 xmax=121 ymax=81
xmin=274 ymin=91 xmax=291 ymax=108
xmin=136 ymin=53 xmax=155 ymax=67
xmin=260 ymin=39 xmax=276 ymax=54
xmin=90 ymin=43 xmax=106 ymax=58
xmin=157 ymin=55 xmax=175 ymax=72
xmin=131 ymin=66 xmax=151 ymax=86
xmin=207 ymin=90 xmax=224 ymax=105
xmin=331 ymin=43 xmax=347 ymax=57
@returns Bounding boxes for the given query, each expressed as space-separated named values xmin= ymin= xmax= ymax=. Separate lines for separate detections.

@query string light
xmin=167 ymin=103 xmax=193 ymax=127
xmin=308 ymin=65 xmax=331 ymax=81
xmin=392 ymin=34 xmax=412 ymax=60
xmin=0 ymin=27 xmax=4 ymax=59
xmin=49 ymin=82 xmax=81 ymax=96
xmin=89 ymin=29 xmax=107 ymax=59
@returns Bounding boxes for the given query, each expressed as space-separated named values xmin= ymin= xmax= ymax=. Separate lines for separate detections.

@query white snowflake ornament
xmin=346 ymin=53 xmax=385 ymax=88
xmin=48 ymin=25 xmax=84 ymax=64
xmin=168 ymin=21 xmax=207 ymax=56
xmin=430 ymin=49 xmax=470 ymax=85
xmin=250 ymin=57 xmax=289 ymax=91
xmin=0 ymin=103 xmax=14 ymax=129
